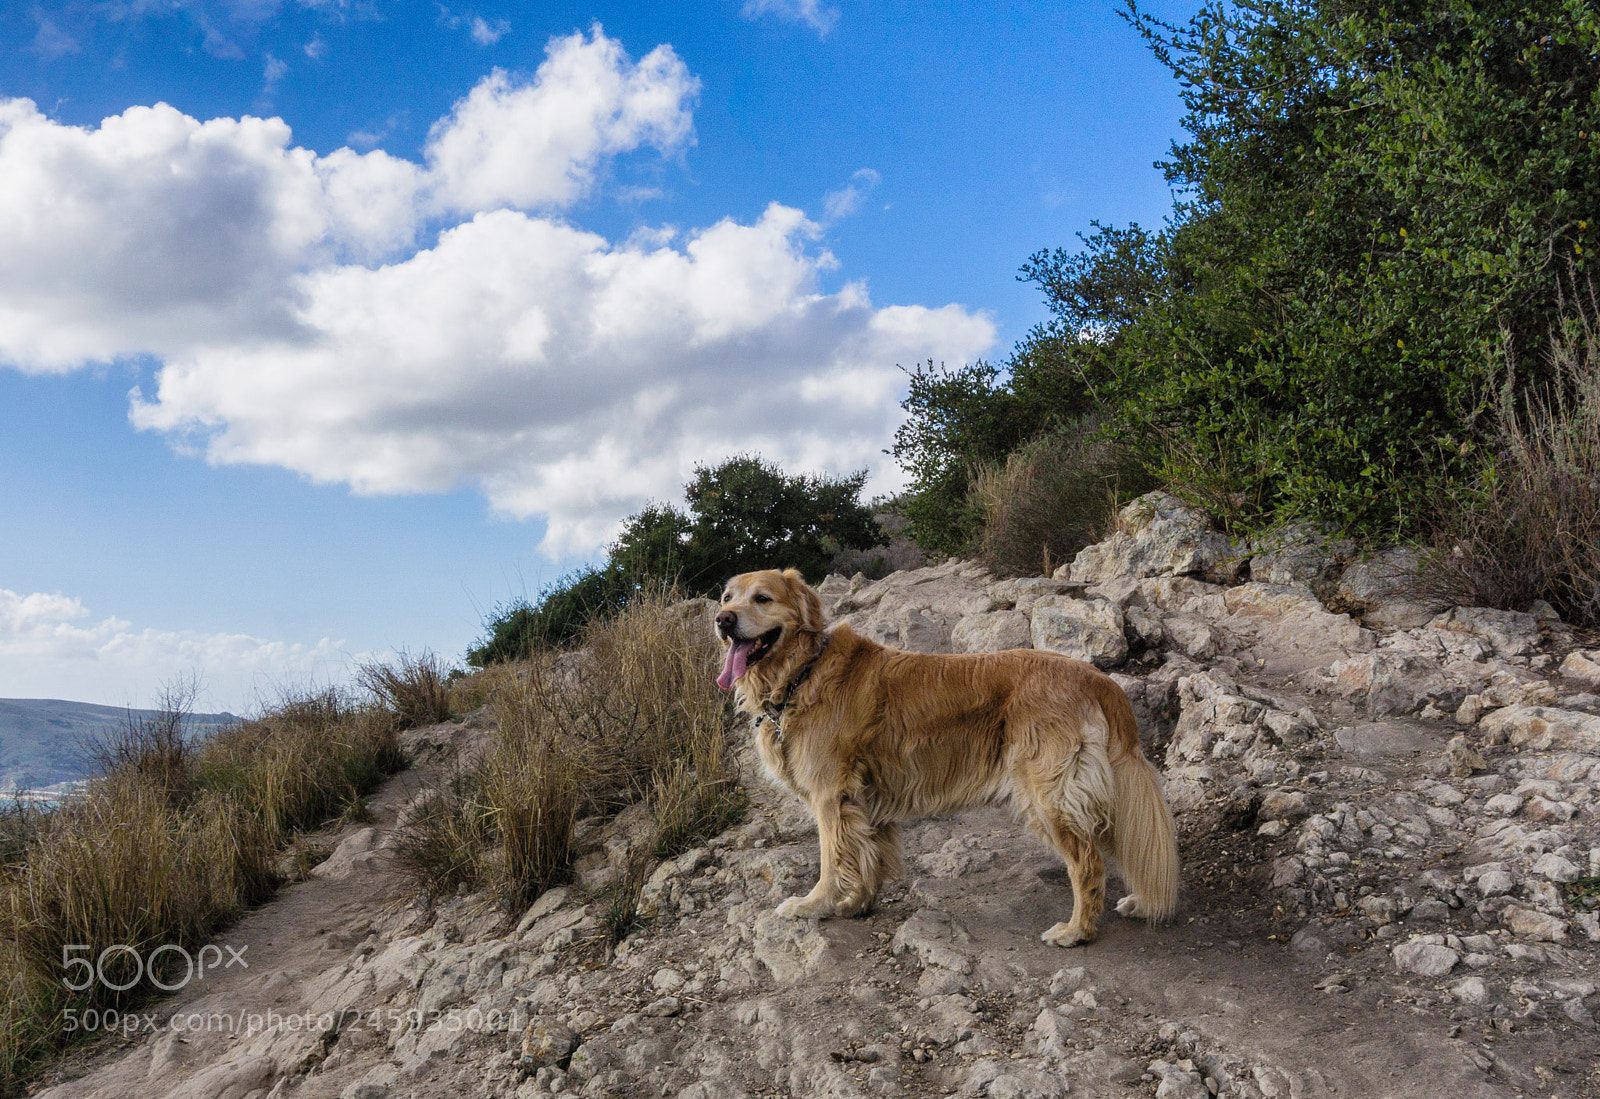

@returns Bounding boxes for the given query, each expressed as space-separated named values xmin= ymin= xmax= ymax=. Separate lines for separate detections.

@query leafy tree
xmin=1107 ymin=0 xmax=1600 ymax=530
xmin=899 ymin=0 xmax=1600 ymax=540
xmin=890 ymin=228 xmax=1160 ymax=554
xmin=468 ymin=455 xmax=884 ymax=662
xmin=614 ymin=455 xmax=884 ymax=594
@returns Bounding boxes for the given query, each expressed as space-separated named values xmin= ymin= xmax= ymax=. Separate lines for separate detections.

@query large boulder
xmin=951 ymin=610 xmax=1033 ymax=653
xmin=1479 ymin=705 xmax=1600 ymax=752
xmin=1061 ymin=493 xmax=1240 ymax=584
xmin=1248 ymin=522 xmax=1354 ymax=588
xmin=1429 ymin=606 xmax=1543 ymax=658
xmin=832 ymin=561 xmax=998 ymax=653
xmin=1029 ymin=597 xmax=1128 ymax=668
xmin=1334 ymin=548 xmax=1447 ymax=629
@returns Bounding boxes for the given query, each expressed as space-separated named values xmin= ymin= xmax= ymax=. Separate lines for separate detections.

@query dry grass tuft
xmin=0 ymin=685 xmax=406 ymax=1087
xmin=972 ymin=420 xmax=1155 ymax=577
xmin=358 ymin=651 xmax=453 ymax=729
xmin=394 ymin=587 xmax=742 ymax=927
xmin=1419 ymin=299 xmax=1600 ymax=627
xmin=391 ymin=771 xmax=493 ymax=900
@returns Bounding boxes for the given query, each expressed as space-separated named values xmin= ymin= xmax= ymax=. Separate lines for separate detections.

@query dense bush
xmin=895 ymin=0 xmax=1600 ymax=547
xmin=1110 ymin=0 xmax=1600 ymax=530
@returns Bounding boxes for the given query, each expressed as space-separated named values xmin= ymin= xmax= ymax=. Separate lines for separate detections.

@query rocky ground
xmin=27 ymin=494 xmax=1600 ymax=1099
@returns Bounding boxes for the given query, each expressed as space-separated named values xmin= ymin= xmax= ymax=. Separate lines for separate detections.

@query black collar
xmin=758 ymin=631 xmax=830 ymax=731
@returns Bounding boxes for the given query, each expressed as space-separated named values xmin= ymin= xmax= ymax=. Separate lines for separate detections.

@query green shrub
xmin=468 ymin=455 xmax=883 ymax=663
xmin=1097 ymin=0 xmax=1600 ymax=532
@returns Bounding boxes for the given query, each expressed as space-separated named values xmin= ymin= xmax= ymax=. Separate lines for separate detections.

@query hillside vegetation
xmin=0 ymin=682 xmax=410 ymax=1087
xmin=891 ymin=0 xmax=1600 ymax=623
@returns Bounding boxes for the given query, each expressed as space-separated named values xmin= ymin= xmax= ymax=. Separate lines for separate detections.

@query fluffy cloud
xmin=0 ymin=588 xmax=353 ymax=710
xmin=0 ymin=26 xmax=993 ymax=555
xmin=424 ymin=32 xmax=697 ymax=213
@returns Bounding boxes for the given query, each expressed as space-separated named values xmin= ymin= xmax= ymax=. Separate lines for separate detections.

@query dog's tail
xmin=1103 ymin=686 xmax=1180 ymax=922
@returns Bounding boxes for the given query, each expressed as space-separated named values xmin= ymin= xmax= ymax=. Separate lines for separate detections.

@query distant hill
xmin=0 ymin=699 xmax=239 ymax=792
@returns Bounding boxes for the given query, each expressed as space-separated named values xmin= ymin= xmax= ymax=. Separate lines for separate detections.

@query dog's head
xmin=713 ymin=568 xmax=825 ymax=694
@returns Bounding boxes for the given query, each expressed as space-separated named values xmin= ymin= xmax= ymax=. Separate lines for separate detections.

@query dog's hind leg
xmin=1035 ymin=814 xmax=1107 ymax=947
xmin=1013 ymin=714 xmax=1116 ymax=946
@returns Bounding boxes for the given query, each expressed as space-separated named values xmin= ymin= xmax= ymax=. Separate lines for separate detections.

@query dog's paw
xmin=1115 ymin=895 xmax=1145 ymax=918
xmin=775 ymin=896 xmax=831 ymax=919
xmin=1040 ymin=921 xmax=1094 ymax=947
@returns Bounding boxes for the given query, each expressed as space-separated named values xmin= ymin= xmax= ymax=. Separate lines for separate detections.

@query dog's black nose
xmin=715 ymin=609 xmax=736 ymax=632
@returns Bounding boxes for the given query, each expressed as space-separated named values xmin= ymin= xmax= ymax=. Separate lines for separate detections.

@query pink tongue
xmin=717 ymin=640 xmax=754 ymax=691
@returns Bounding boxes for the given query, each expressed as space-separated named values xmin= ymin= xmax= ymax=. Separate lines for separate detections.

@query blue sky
xmin=0 ymin=0 xmax=1190 ymax=710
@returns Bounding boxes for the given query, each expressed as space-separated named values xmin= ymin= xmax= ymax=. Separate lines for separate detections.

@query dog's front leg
xmin=777 ymin=792 xmax=884 ymax=919
xmin=775 ymin=794 xmax=847 ymax=918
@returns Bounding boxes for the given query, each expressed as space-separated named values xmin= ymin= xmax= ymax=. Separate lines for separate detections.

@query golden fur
xmin=714 ymin=568 xmax=1180 ymax=945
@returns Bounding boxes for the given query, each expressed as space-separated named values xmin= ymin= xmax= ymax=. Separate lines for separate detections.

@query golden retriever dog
xmin=714 ymin=568 xmax=1179 ymax=946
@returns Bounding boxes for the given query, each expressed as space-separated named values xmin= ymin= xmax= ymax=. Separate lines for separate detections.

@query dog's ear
xmin=781 ymin=568 xmax=824 ymax=632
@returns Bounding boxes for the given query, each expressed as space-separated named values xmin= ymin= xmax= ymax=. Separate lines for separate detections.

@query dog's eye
xmin=753 ymin=594 xmax=771 ymax=604
xmin=721 ymin=592 xmax=731 ymax=602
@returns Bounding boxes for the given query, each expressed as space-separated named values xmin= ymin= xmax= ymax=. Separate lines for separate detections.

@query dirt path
xmin=22 ymin=678 xmax=1600 ymax=1099
xmin=25 ymin=720 xmax=479 ymax=1099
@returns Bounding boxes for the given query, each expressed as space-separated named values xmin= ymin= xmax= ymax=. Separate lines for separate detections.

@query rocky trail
xmin=27 ymin=495 xmax=1600 ymax=1099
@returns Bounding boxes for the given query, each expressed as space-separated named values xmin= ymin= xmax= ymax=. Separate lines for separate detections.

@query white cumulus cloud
xmin=0 ymin=25 xmax=994 ymax=557
xmin=424 ymin=31 xmax=697 ymax=214
xmin=0 ymin=588 xmax=354 ymax=710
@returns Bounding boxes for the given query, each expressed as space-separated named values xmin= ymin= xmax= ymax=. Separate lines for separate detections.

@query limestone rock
xmin=988 ymin=576 xmax=1082 ymax=610
xmin=1334 ymin=548 xmax=1445 ymax=629
xmin=951 ymin=609 xmax=1032 ymax=653
xmin=1560 ymin=650 xmax=1600 ymax=687
xmin=750 ymin=913 xmax=834 ymax=984
xmin=834 ymin=561 xmax=998 ymax=653
xmin=1147 ymin=1058 xmax=1211 ymax=1099
xmin=1392 ymin=941 xmax=1459 ymax=977
xmin=1327 ymin=653 xmax=1446 ymax=717
xmin=1029 ymin=596 xmax=1127 ymax=668
xmin=520 ymin=1019 xmax=577 ymax=1069
xmin=1429 ymin=606 xmax=1543 ymax=658
xmin=1217 ymin=583 xmax=1372 ymax=675
xmin=311 ymin=827 xmax=383 ymax=881
xmin=1502 ymin=906 xmax=1568 ymax=942
xmin=1444 ymin=736 xmax=1488 ymax=776
xmin=890 ymin=908 xmax=974 ymax=974
xmin=1479 ymin=705 xmax=1600 ymax=752
xmin=1248 ymin=522 xmax=1354 ymax=587
xmin=1064 ymin=492 xmax=1239 ymax=584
